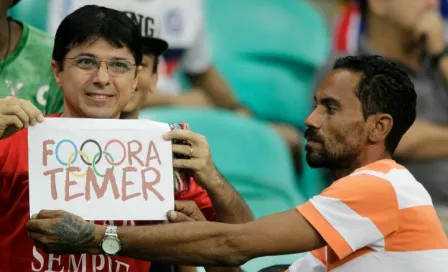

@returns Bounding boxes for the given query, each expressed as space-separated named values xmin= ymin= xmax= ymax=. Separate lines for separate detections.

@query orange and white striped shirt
xmin=288 ymin=159 xmax=448 ymax=272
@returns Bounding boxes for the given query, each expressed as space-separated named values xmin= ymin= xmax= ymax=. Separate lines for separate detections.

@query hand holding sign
xmin=27 ymin=209 xmax=99 ymax=255
xmin=164 ymin=129 xmax=219 ymax=190
xmin=0 ymin=96 xmax=44 ymax=139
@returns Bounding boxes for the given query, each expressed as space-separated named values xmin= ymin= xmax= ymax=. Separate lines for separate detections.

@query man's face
xmin=52 ymin=38 xmax=139 ymax=119
xmin=304 ymin=69 xmax=369 ymax=170
xmin=374 ymin=0 xmax=439 ymax=30
xmin=123 ymin=54 xmax=157 ymax=113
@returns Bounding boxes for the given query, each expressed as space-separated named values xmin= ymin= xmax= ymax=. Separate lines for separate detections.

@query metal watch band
xmin=105 ymin=225 xmax=118 ymax=237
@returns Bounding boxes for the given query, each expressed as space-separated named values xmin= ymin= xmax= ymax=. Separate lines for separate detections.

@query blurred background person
xmin=0 ymin=0 xmax=60 ymax=114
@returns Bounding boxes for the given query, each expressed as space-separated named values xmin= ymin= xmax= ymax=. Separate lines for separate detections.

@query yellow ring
xmin=68 ymin=151 xmax=91 ymax=178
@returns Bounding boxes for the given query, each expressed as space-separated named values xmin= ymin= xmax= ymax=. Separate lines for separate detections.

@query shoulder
xmin=320 ymin=160 xmax=403 ymax=206
xmin=23 ymin=24 xmax=54 ymax=50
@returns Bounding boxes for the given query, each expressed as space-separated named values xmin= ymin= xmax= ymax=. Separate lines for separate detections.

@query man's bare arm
xmin=202 ymin=171 xmax=253 ymax=224
xmin=98 ymin=209 xmax=324 ymax=266
xmin=27 ymin=209 xmax=325 ymax=267
xmin=187 ymin=67 xmax=249 ymax=112
xmin=395 ymin=119 xmax=448 ymax=160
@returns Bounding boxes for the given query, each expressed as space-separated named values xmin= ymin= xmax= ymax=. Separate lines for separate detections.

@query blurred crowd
xmin=2 ymin=0 xmax=448 ymax=271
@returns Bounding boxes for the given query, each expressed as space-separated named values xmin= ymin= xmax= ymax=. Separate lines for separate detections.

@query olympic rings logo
xmin=54 ymin=139 xmax=128 ymax=177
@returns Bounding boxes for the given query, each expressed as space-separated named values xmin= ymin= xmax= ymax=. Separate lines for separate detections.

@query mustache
xmin=304 ymin=129 xmax=323 ymax=142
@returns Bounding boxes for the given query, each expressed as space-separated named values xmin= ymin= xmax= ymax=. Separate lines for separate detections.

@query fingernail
xmin=167 ymin=211 xmax=177 ymax=220
xmin=38 ymin=114 xmax=44 ymax=122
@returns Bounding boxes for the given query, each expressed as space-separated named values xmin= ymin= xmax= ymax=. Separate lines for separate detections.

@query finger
xmin=163 ymin=129 xmax=205 ymax=144
xmin=172 ymin=144 xmax=207 ymax=158
xmin=20 ymin=100 xmax=43 ymax=126
xmin=0 ymin=104 xmax=30 ymax=127
xmin=173 ymin=158 xmax=202 ymax=170
xmin=28 ymin=233 xmax=57 ymax=254
xmin=36 ymin=209 xmax=65 ymax=219
xmin=172 ymin=144 xmax=191 ymax=154
xmin=26 ymin=218 xmax=55 ymax=234
xmin=28 ymin=230 xmax=46 ymax=242
xmin=167 ymin=210 xmax=195 ymax=223
xmin=0 ymin=115 xmax=24 ymax=129
xmin=174 ymin=200 xmax=206 ymax=221
xmin=174 ymin=200 xmax=196 ymax=214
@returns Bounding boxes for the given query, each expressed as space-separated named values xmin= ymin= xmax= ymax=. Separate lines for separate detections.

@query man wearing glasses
xmin=0 ymin=5 xmax=251 ymax=272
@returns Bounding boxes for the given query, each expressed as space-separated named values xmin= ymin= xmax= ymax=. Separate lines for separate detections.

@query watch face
xmin=102 ymin=237 xmax=121 ymax=255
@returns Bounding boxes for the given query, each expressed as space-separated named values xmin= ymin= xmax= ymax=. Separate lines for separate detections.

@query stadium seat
xmin=200 ymin=0 xmax=330 ymax=129
xmin=9 ymin=0 xmax=49 ymax=32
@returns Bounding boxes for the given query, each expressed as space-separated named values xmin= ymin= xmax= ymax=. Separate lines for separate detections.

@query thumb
xmin=167 ymin=210 xmax=195 ymax=223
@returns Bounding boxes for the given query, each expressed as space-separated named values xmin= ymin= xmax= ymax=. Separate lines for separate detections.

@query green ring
xmin=92 ymin=151 xmax=115 ymax=177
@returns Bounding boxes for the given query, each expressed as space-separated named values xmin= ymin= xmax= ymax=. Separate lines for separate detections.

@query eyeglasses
xmin=66 ymin=57 xmax=136 ymax=77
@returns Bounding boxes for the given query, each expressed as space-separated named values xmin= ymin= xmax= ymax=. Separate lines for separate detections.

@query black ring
xmin=80 ymin=139 xmax=102 ymax=166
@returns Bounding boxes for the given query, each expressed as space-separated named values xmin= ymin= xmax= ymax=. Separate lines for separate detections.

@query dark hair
xmin=258 ymin=265 xmax=291 ymax=272
xmin=141 ymin=44 xmax=159 ymax=74
xmin=52 ymin=5 xmax=142 ymax=69
xmin=333 ymin=55 xmax=416 ymax=154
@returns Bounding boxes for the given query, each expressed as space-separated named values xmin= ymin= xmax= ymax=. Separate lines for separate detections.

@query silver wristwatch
xmin=100 ymin=226 xmax=122 ymax=256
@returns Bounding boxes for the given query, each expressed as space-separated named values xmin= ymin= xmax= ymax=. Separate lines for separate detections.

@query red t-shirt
xmin=0 ymin=115 xmax=215 ymax=272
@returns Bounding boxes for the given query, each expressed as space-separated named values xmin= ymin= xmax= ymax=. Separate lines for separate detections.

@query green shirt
xmin=0 ymin=22 xmax=63 ymax=114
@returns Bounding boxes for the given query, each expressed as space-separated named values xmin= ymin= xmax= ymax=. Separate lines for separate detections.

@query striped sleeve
xmin=288 ymin=248 xmax=326 ymax=272
xmin=297 ymin=174 xmax=399 ymax=259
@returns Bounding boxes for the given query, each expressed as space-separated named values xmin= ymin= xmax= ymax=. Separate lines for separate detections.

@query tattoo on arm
xmin=49 ymin=213 xmax=96 ymax=253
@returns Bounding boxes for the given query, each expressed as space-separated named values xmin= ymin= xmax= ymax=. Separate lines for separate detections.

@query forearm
xmin=395 ymin=119 xmax=448 ymax=160
xmin=92 ymin=222 xmax=249 ymax=267
xmin=141 ymin=93 xmax=175 ymax=108
xmin=203 ymin=171 xmax=254 ymax=224
xmin=187 ymin=68 xmax=241 ymax=110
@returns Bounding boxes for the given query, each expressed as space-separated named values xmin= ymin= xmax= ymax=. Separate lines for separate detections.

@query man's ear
xmin=51 ymin=60 xmax=63 ymax=88
xmin=133 ymin=65 xmax=143 ymax=91
xmin=368 ymin=113 xmax=393 ymax=144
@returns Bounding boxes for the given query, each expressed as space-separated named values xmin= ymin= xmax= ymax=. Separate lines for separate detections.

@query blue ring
xmin=55 ymin=139 xmax=77 ymax=166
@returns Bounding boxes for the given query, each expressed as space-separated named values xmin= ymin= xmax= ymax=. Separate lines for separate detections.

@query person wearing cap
xmin=0 ymin=5 xmax=251 ymax=272
xmin=119 ymin=26 xmax=168 ymax=120
xmin=0 ymin=0 xmax=62 ymax=138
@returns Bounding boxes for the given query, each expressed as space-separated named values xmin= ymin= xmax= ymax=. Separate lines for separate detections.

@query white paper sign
xmin=28 ymin=118 xmax=174 ymax=220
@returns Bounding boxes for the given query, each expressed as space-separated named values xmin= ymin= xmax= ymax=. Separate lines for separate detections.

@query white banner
xmin=28 ymin=118 xmax=174 ymax=220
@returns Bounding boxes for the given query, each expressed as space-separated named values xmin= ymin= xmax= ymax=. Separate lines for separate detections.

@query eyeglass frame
xmin=65 ymin=56 xmax=138 ymax=77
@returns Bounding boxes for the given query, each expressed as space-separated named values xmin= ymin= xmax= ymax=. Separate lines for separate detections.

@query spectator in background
xmin=0 ymin=5 xmax=251 ymax=271
xmin=315 ymin=0 xmax=448 ymax=233
xmin=0 ymin=0 xmax=60 ymax=114
xmin=45 ymin=0 xmax=303 ymax=169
